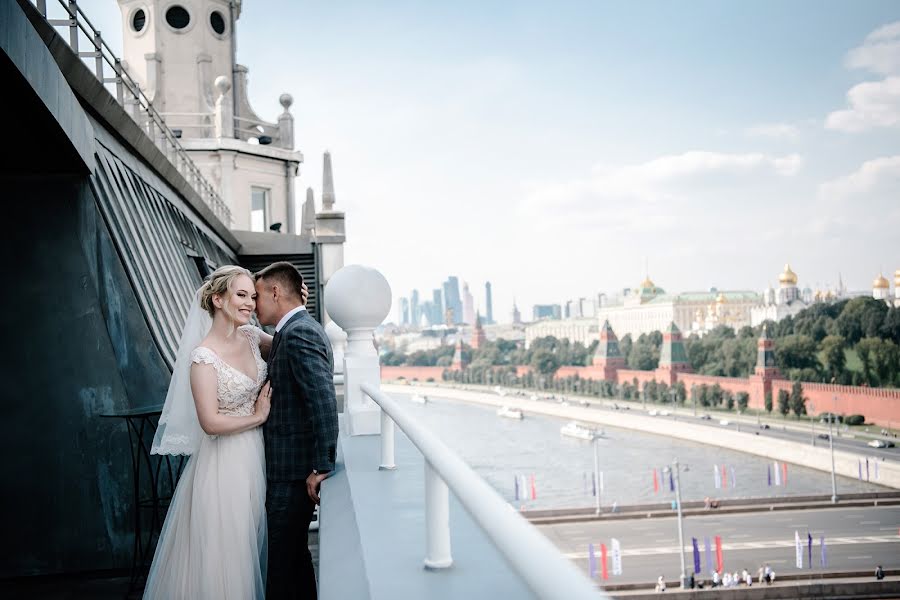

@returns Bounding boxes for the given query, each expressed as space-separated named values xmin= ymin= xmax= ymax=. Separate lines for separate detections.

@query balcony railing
xmin=358 ymin=383 xmax=604 ymax=598
xmin=32 ymin=0 xmax=232 ymax=226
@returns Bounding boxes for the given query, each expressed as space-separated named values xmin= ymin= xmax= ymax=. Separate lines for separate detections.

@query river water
xmin=391 ymin=391 xmax=889 ymax=510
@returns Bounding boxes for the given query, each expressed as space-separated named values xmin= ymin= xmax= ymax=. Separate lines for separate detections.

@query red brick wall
xmin=678 ymin=373 xmax=752 ymax=397
xmin=771 ymin=380 xmax=900 ymax=427
xmin=380 ymin=366 xmax=446 ymax=381
xmin=556 ymin=365 xmax=607 ymax=380
xmin=616 ymin=369 xmax=659 ymax=388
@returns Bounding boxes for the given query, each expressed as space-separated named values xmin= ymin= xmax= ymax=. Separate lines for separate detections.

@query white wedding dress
xmin=144 ymin=325 xmax=268 ymax=600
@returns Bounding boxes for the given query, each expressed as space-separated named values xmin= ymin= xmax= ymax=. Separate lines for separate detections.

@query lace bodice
xmin=190 ymin=325 xmax=268 ymax=417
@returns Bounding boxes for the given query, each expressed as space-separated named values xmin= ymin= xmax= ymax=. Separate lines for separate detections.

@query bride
xmin=144 ymin=265 xmax=274 ymax=599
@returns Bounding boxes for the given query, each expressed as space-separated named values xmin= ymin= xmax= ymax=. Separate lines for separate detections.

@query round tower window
xmin=165 ymin=6 xmax=190 ymax=29
xmin=132 ymin=9 xmax=146 ymax=32
xmin=210 ymin=11 xmax=226 ymax=35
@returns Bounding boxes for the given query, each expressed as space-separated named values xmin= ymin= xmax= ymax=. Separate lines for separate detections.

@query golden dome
xmin=716 ymin=293 xmax=726 ymax=303
xmin=873 ymin=273 xmax=890 ymax=289
xmin=640 ymin=277 xmax=656 ymax=289
xmin=778 ymin=263 xmax=798 ymax=285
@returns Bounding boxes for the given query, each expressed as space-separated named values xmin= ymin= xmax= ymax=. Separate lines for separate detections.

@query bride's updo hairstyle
xmin=199 ymin=265 xmax=254 ymax=319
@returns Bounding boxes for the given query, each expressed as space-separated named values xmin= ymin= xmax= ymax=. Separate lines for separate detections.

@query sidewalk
xmin=608 ymin=573 xmax=900 ymax=598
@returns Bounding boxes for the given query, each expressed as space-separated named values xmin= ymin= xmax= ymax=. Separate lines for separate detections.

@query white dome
xmin=325 ymin=265 xmax=392 ymax=331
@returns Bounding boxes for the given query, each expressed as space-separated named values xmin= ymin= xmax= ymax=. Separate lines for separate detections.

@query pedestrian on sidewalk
xmin=876 ymin=565 xmax=885 ymax=581
xmin=655 ymin=575 xmax=666 ymax=592
xmin=712 ymin=570 xmax=720 ymax=587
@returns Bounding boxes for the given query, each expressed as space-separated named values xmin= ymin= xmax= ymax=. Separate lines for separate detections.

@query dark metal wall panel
xmin=240 ymin=252 xmax=321 ymax=323
xmin=91 ymin=141 xmax=235 ymax=368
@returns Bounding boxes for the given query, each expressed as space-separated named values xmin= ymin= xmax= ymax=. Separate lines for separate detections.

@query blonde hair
xmin=199 ymin=265 xmax=254 ymax=319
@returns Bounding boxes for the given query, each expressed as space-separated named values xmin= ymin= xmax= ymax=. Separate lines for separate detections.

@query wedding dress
xmin=143 ymin=324 xmax=268 ymax=600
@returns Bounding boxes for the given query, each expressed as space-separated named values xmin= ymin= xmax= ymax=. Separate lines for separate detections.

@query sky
xmin=84 ymin=1 xmax=900 ymax=323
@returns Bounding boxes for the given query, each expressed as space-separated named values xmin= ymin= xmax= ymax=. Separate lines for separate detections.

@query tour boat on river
xmin=560 ymin=421 xmax=601 ymax=441
xmin=497 ymin=406 xmax=524 ymax=420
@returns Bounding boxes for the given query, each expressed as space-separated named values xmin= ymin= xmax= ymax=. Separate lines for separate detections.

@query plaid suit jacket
xmin=263 ymin=309 xmax=338 ymax=481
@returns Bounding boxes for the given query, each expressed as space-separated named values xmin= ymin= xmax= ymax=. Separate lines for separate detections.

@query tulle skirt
xmin=143 ymin=428 xmax=267 ymax=600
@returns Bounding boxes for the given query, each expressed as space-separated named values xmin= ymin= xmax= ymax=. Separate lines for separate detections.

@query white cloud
xmin=818 ymin=154 xmax=900 ymax=200
xmin=827 ymin=22 xmax=900 ymax=133
xmin=745 ymin=123 xmax=800 ymax=140
xmin=519 ymin=151 xmax=803 ymax=230
xmin=845 ymin=21 xmax=900 ymax=75
xmin=825 ymin=75 xmax=900 ymax=132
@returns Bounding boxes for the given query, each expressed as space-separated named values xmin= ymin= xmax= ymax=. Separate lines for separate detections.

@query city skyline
xmin=85 ymin=1 xmax=900 ymax=319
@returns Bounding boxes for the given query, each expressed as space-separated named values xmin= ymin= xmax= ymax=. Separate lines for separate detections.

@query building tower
xmin=485 ymin=281 xmax=494 ymax=325
xmin=462 ymin=282 xmax=476 ymax=324
xmin=450 ymin=337 xmax=467 ymax=371
xmin=873 ymin=273 xmax=890 ymax=302
xmin=511 ymin=299 xmax=522 ymax=325
xmin=776 ymin=264 xmax=800 ymax=305
xmin=432 ymin=289 xmax=443 ymax=325
xmin=117 ymin=0 xmax=304 ymax=232
xmin=472 ymin=313 xmax=487 ymax=349
xmin=657 ymin=322 xmax=691 ymax=384
xmin=749 ymin=324 xmax=782 ymax=410
xmin=410 ymin=290 xmax=420 ymax=327
xmin=399 ymin=297 xmax=409 ymax=326
xmin=895 ymin=270 xmax=900 ymax=307
xmin=443 ymin=277 xmax=462 ymax=325
xmin=592 ymin=320 xmax=625 ymax=381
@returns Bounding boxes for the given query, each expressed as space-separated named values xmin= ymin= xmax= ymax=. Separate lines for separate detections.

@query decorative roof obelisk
xmin=322 ymin=151 xmax=336 ymax=211
xmin=302 ymin=188 xmax=316 ymax=237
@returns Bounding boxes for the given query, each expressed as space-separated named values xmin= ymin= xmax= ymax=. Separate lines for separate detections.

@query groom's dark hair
xmin=255 ymin=261 xmax=304 ymax=300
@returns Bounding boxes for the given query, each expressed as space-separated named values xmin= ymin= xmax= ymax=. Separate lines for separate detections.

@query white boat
xmin=560 ymin=421 xmax=600 ymax=441
xmin=411 ymin=394 xmax=428 ymax=404
xmin=497 ymin=406 xmax=524 ymax=420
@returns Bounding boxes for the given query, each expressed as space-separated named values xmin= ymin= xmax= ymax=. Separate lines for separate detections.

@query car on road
xmin=699 ymin=414 xmax=711 ymax=420
xmin=659 ymin=410 xmax=670 ymax=416
xmin=868 ymin=439 xmax=895 ymax=448
xmin=719 ymin=419 xmax=730 ymax=426
xmin=817 ymin=433 xmax=831 ymax=441
xmin=759 ymin=424 xmax=770 ymax=430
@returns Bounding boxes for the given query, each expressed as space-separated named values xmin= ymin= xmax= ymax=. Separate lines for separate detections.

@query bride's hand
xmin=255 ymin=381 xmax=273 ymax=423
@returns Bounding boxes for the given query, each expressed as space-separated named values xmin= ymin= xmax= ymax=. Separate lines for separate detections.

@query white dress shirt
xmin=275 ymin=305 xmax=307 ymax=332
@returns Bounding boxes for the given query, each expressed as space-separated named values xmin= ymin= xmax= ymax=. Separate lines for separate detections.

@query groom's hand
xmin=306 ymin=470 xmax=328 ymax=504
xmin=300 ymin=282 xmax=309 ymax=306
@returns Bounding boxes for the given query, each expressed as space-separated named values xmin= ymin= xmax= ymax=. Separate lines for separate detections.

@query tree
xmin=856 ymin=337 xmax=879 ymax=385
xmin=764 ymin=389 xmax=773 ymax=414
xmin=710 ymin=384 xmax=724 ymax=407
xmin=820 ymin=335 xmax=846 ymax=382
xmin=789 ymin=381 xmax=806 ymax=419
xmin=736 ymin=391 xmax=750 ymax=412
xmin=882 ymin=306 xmax=900 ymax=344
xmin=530 ymin=350 xmax=560 ymax=378
xmin=676 ymin=381 xmax=687 ymax=404
xmin=724 ymin=391 xmax=735 ymax=411
xmin=776 ymin=334 xmax=820 ymax=372
xmin=628 ymin=334 xmax=660 ymax=370
xmin=777 ymin=389 xmax=790 ymax=418
xmin=834 ymin=297 xmax=888 ymax=345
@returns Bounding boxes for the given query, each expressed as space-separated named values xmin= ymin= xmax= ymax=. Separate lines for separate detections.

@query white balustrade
xmin=325 ymin=265 xmax=391 ymax=436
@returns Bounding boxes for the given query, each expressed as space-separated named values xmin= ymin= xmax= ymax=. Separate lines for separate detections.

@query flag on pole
xmin=866 ymin=458 xmax=870 ymax=482
xmin=530 ymin=474 xmax=537 ymax=500
xmin=875 ymin=460 xmax=879 ymax=480
xmin=794 ymin=531 xmax=803 ymax=569
xmin=782 ymin=462 xmax=788 ymax=486
xmin=600 ymin=471 xmax=604 ymax=496
xmin=588 ymin=543 xmax=596 ymax=579
xmin=773 ymin=461 xmax=782 ymax=486
xmin=692 ymin=537 xmax=701 ymax=574
xmin=583 ymin=472 xmax=587 ymax=496
xmin=767 ymin=464 xmax=772 ymax=486
xmin=714 ymin=464 xmax=722 ymax=489
xmin=514 ymin=475 xmax=519 ymax=501
xmin=715 ymin=535 xmax=723 ymax=573
xmin=858 ymin=459 xmax=863 ymax=480
xmin=669 ymin=469 xmax=675 ymax=492
xmin=820 ymin=535 xmax=826 ymax=567
xmin=704 ymin=536 xmax=712 ymax=574
xmin=722 ymin=464 xmax=728 ymax=489
xmin=591 ymin=472 xmax=597 ymax=497
xmin=731 ymin=466 xmax=737 ymax=489
xmin=611 ymin=538 xmax=622 ymax=575
xmin=601 ymin=543 xmax=609 ymax=580
xmin=653 ymin=468 xmax=659 ymax=493
xmin=807 ymin=532 xmax=812 ymax=568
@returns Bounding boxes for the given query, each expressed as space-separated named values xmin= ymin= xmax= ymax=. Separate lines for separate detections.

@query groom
xmin=254 ymin=261 xmax=338 ymax=600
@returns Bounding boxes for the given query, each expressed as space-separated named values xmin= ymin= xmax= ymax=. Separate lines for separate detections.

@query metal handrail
xmin=359 ymin=383 xmax=604 ymax=599
xmin=33 ymin=0 xmax=233 ymax=226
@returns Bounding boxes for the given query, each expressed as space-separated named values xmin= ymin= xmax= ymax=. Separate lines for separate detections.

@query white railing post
xmin=325 ymin=265 xmax=391 ymax=436
xmin=423 ymin=461 xmax=452 ymax=569
xmin=379 ymin=410 xmax=396 ymax=470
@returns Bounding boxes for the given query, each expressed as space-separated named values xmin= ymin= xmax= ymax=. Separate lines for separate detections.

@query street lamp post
xmin=673 ymin=458 xmax=687 ymax=589
xmin=670 ymin=388 xmax=677 ymax=421
xmin=810 ymin=402 xmax=816 ymax=447
xmin=830 ymin=395 xmax=839 ymax=504
xmin=593 ymin=437 xmax=601 ymax=516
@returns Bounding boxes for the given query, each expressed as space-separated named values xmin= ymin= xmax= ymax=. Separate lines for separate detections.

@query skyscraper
xmin=399 ymin=297 xmax=409 ymax=325
xmin=512 ymin=299 xmax=522 ymax=325
xmin=485 ymin=281 xmax=494 ymax=324
xmin=432 ymin=289 xmax=443 ymax=326
xmin=462 ymin=282 xmax=475 ymax=324
xmin=443 ymin=277 xmax=462 ymax=325
xmin=410 ymin=289 xmax=420 ymax=327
